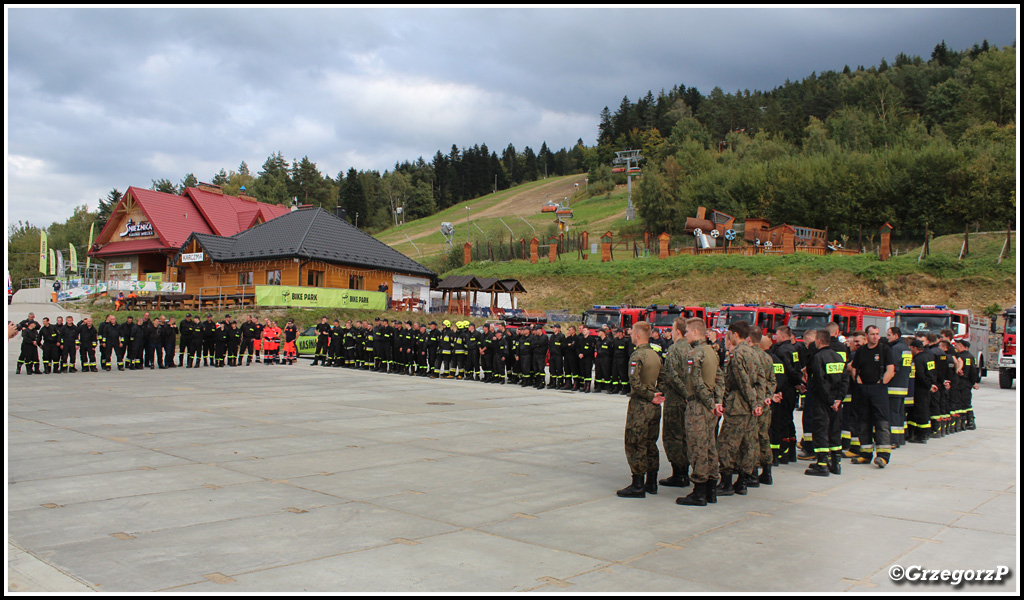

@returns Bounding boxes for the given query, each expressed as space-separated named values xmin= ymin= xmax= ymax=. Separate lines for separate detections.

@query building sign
xmin=181 ymin=252 xmax=204 ymax=263
xmin=119 ymin=219 xmax=155 ymax=238
xmin=108 ymin=280 xmax=185 ymax=293
xmin=255 ymin=285 xmax=386 ymax=310
xmin=145 ymin=273 xmax=164 ymax=282
xmin=109 ymin=262 xmax=133 ymax=271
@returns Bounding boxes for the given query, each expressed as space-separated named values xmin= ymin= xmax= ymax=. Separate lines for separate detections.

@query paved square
xmin=6 ymin=310 xmax=1018 ymax=592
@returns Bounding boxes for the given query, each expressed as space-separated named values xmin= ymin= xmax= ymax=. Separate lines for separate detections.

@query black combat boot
xmin=705 ymin=478 xmax=718 ymax=504
xmin=645 ymin=471 xmax=658 ymax=495
xmin=966 ymin=413 xmax=976 ymax=430
xmin=716 ymin=472 xmax=735 ymax=496
xmin=659 ymin=463 xmax=691 ymax=488
xmin=616 ymin=474 xmax=646 ymax=498
xmin=733 ymin=474 xmax=748 ymax=495
xmin=758 ymin=463 xmax=773 ymax=485
xmin=676 ymin=481 xmax=707 ymax=506
xmin=828 ymin=452 xmax=842 ymax=475
xmin=805 ymin=462 xmax=830 ymax=477
xmin=744 ymin=468 xmax=760 ymax=488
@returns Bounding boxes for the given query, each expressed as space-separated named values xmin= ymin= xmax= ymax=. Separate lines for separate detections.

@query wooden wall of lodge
xmin=179 ymin=257 xmax=401 ymax=295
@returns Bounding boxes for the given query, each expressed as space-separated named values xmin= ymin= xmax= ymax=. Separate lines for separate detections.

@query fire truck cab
xmin=712 ymin=303 xmax=789 ymax=336
xmin=645 ymin=304 xmax=707 ymax=336
xmin=996 ymin=306 xmax=1016 ymax=389
xmin=894 ymin=305 xmax=970 ymax=339
xmin=581 ymin=305 xmax=648 ymax=332
xmin=789 ymin=303 xmax=894 ymax=339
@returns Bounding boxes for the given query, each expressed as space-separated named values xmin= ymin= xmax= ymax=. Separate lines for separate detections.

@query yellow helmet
xmin=443 ymin=320 xmax=451 ymax=328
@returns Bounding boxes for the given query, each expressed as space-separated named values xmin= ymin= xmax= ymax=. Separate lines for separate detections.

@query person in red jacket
xmin=261 ymin=319 xmax=281 ymax=365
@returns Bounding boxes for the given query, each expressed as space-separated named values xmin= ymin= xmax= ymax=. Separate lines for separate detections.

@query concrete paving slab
xmin=8 ymin=480 xmax=352 ymax=549
xmin=163 ymin=529 xmax=609 ymax=593
xmin=9 ymin=448 xmax=193 ymax=483
xmin=210 ymin=442 xmax=453 ymax=481
xmin=532 ymin=563 xmax=733 ymax=592
xmin=868 ymin=526 xmax=1017 ymax=593
xmin=7 ymin=463 xmax=262 ymax=511
xmin=8 ymin=543 xmax=96 ymax=592
xmin=626 ymin=502 xmax=946 ymax=592
xmin=34 ymin=502 xmax=460 ymax=591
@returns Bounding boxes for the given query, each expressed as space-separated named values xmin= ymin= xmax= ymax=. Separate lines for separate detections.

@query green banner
xmin=255 ymin=285 xmax=386 ymax=310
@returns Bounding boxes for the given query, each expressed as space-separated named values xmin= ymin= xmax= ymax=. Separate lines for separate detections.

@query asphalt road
xmin=6 ymin=303 xmax=1019 ymax=592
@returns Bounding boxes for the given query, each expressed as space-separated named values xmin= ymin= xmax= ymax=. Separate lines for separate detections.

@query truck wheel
xmin=999 ymin=369 xmax=1013 ymax=389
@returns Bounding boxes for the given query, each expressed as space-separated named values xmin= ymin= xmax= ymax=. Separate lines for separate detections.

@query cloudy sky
xmin=5 ymin=6 xmax=1017 ymax=226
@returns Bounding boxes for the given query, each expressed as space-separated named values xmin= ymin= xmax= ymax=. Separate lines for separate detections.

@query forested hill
xmin=585 ymin=41 xmax=1015 ymax=241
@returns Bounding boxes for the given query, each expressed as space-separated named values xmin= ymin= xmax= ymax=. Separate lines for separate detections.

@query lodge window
xmin=238 ymin=271 xmax=253 ymax=286
xmin=267 ymin=270 xmax=281 ymax=286
xmin=349 ymin=275 xmax=364 ymax=290
xmin=307 ymin=269 xmax=324 ymax=287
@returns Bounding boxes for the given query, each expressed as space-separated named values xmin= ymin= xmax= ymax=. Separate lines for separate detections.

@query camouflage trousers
xmin=757 ymin=406 xmax=772 ymax=465
xmin=718 ymin=414 xmax=757 ymax=475
xmin=625 ymin=397 xmax=662 ymax=475
xmin=662 ymin=398 xmax=688 ymax=468
xmin=685 ymin=400 xmax=719 ymax=484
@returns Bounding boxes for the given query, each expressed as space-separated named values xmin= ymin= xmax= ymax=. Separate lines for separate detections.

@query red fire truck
xmin=712 ymin=303 xmax=789 ymax=336
xmin=996 ymin=306 xmax=1016 ymax=389
xmin=645 ymin=304 xmax=709 ymax=336
xmin=581 ymin=305 xmax=649 ymax=332
xmin=788 ymin=303 xmax=894 ymax=339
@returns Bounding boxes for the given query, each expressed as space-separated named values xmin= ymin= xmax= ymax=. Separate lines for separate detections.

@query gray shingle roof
xmin=177 ymin=208 xmax=435 ymax=279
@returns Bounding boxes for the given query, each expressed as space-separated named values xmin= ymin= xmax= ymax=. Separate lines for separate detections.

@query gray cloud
xmin=6 ymin=7 xmax=1016 ymax=226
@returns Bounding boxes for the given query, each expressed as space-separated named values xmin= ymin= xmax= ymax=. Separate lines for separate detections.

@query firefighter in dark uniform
xmin=907 ymin=339 xmax=937 ymax=443
xmin=17 ymin=320 xmax=40 ymax=375
xmin=507 ymin=326 xmax=520 ymax=384
xmin=579 ymin=327 xmax=597 ymax=393
xmin=425 ymin=322 xmax=438 ymax=376
xmin=561 ymin=325 xmax=578 ymax=390
xmin=886 ymin=328 xmax=912 ymax=446
xmin=77 ymin=317 xmax=99 ymax=372
xmin=60 ymin=316 xmax=78 ymax=373
xmin=517 ymin=326 xmax=533 ymax=386
xmin=139 ymin=313 xmax=157 ymax=369
xmin=771 ymin=326 xmax=802 ymax=464
xmin=312 ymin=316 xmax=331 ymax=366
xmin=114 ymin=316 xmax=129 ymax=371
xmin=612 ymin=328 xmax=632 ymax=394
xmin=434 ymin=320 xmax=453 ymax=378
xmin=805 ymin=330 xmax=847 ymax=476
xmin=595 ymin=328 xmax=613 ymax=392
xmin=226 ymin=319 xmax=241 ymax=366
xmin=938 ymin=338 xmax=960 ymax=437
xmin=40 ymin=317 xmax=63 ymax=374
xmin=239 ymin=316 xmax=256 ymax=365
xmin=178 ymin=313 xmax=193 ymax=367
xmin=548 ymin=324 xmax=565 ymax=389
xmin=465 ymin=323 xmax=480 ymax=380
xmin=186 ymin=315 xmax=203 ymax=368
xmin=199 ymin=314 xmax=215 ymax=367
xmin=954 ymin=340 xmax=980 ymax=431
xmin=491 ymin=327 xmax=508 ymax=383
xmin=529 ymin=325 xmax=546 ymax=388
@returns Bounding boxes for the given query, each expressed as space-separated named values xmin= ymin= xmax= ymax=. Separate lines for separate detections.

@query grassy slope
xmin=375 ymin=174 xmax=630 ymax=261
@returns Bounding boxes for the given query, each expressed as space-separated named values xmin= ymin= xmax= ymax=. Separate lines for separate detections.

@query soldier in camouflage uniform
xmin=657 ymin=318 xmax=691 ymax=488
xmin=617 ymin=321 xmax=664 ymax=499
xmin=716 ymin=321 xmax=762 ymax=497
xmin=750 ymin=329 xmax=779 ymax=486
xmin=674 ymin=317 xmax=725 ymax=507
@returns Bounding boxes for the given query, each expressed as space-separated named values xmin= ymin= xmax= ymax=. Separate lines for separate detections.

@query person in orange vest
xmin=261 ymin=319 xmax=281 ymax=365
xmin=114 ymin=292 xmax=126 ymax=311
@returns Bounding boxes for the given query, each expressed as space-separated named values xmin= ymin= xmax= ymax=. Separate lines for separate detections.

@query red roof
xmin=183 ymin=187 xmax=290 ymax=237
xmin=89 ymin=186 xmax=289 ymax=258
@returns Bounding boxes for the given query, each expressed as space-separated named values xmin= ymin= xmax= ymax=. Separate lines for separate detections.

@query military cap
xmin=909 ymin=339 xmax=924 ymax=349
xmin=957 ymin=339 xmax=970 ymax=348
xmin=552 ymin=323 xmax=561 ymax=329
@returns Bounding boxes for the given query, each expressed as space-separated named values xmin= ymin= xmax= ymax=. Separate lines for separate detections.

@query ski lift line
xmin=403 ymin=233 xmax=421 ymax=257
